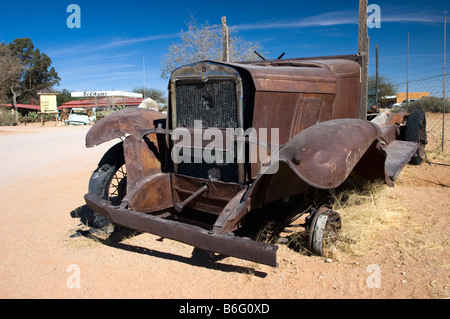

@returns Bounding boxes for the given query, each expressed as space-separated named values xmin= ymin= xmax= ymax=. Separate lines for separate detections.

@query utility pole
xmin=443 ymin=15 xmax=447 ymax=152
xmin=358 ymin=0 xmax=369 ymax=120
xmin=222 ymin=16 xmax=229 ymax=62
xmin=143 ymin=56 xmax=146 ymax=98
xmin=406 ymin=33 xmax=409 ymax=109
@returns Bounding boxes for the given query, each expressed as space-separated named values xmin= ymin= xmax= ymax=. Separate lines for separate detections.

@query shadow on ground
xmin=69 ymin=205 xmax=268 ymax=277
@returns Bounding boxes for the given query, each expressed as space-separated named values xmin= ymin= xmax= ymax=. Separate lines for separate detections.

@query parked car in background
xmin=392 ymin=99 xmax=418 ymax=108
xmin=65 ymin=108 xmax=96 ymax=125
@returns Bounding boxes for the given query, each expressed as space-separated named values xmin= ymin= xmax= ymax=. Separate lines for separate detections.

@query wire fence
xmin=393 ymin=75 xmax=450 ymax=187
xmin=404 ymin=76 xmax=449 ymax=158
xmin=402 ymin=59 xmax=450 ymax=186
xmin=368 ymin=21 xmax=450 ymax=187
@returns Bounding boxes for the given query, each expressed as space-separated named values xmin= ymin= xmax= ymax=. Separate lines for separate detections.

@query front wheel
xmin=88 ymin=142 xmax=127 ymax=232
xmin=306 ymin=206 xmax=341 ymax=257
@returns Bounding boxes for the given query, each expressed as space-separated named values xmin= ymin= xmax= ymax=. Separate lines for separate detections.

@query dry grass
xmin=260 ymin=181 xmax=410 ymax=261
xmin=326 ymin=181 xmax=407 ymax=260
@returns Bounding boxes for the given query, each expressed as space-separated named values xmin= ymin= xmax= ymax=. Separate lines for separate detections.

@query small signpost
xmin=38 ymin=93 xmax=59 ymax=125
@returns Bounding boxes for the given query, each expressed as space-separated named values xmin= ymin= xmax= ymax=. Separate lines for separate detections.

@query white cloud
xmin=234 ymin=8 xmax=443 ymax=31
xmin=103 ymin=33 xmax=180 ymax=48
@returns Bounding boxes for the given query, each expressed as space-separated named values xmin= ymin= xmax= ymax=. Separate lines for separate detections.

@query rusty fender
xmin=85 ymin=108 xmax=166 ymax=148
xmin=273 ymin=118 xmax=392 ymax=190
xmin=211 ymin=119 xmax=391 ymax=235
xmin=86 ymin=108 xmax=167 ymax=193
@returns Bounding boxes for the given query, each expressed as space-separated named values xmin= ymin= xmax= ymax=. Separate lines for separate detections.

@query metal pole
xmin=443 ymin=15 xmax=446 ymax=152
xmin=407 ymin=32 xmax=409 ymax=109
xmin=376 ymin=44 xmax=379 ymax=108
xmin=143 ymin=56 xmax=146 ymax=98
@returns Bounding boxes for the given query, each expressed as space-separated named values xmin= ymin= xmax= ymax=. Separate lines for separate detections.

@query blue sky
xmin=0 ymin=0 xmax=448 ymax=96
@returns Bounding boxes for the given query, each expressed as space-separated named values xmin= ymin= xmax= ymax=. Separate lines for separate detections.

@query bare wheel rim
xmin=309 ymin=209 xmax=341 ymax=256
xmin=108 ymin=164 xmax=127 ymax=206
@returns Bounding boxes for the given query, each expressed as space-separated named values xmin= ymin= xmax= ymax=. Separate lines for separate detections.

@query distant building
xmin=59 ymin=98 xmax=144 ymax=110
xmin=63 ymin=90 xmax=144 ymax=111
xmin=0 ymin=103 xmax=41 ymax=111
xmin=396 ymin=92 xmax=429 ymax=103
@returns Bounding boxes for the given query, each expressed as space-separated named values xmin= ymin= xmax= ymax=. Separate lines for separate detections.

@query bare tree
xmin=161 ymin=17 xmax=264 ymax=80
xmin=0 ymin=44 xmax=24 ymax=120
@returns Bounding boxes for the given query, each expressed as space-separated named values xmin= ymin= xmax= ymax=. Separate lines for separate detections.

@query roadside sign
xmin=40 ymin=94 xmax=58 ymax=113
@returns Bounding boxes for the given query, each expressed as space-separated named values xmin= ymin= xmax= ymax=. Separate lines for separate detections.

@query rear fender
xmin=86 ymin=108 xmax=167 ymax=192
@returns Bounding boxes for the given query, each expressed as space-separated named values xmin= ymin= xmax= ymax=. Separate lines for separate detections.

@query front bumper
xmin=84 ymin=193 xmax=279 ymax=267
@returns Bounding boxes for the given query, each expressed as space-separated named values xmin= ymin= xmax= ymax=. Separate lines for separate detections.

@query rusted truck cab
xmin=84 ymin=55 xmax=426 ymax=267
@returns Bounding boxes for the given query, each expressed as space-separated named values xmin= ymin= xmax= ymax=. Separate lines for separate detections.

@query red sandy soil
xmin=0 ymin=122 xmax=448 ymax=299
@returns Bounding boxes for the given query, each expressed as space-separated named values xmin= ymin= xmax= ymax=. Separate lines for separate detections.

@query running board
xmin=384 ymin=140 xmax=418 ymax=182
xmin=84 ymin=194 xmax=279 ymax=267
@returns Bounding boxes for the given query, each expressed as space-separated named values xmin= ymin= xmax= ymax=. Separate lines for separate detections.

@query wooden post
xmin=406 ymin=32 xmax=409 ymax=109
xmin=358 ymin=0 xmax=369 ymax=120
xmin=222 ymin=16 xmax=229 ymax=62
xmin=443 ymin=15 xmax=446 ymax=152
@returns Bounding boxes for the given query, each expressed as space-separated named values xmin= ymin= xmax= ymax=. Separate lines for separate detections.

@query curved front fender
xmin=276 ymin=118 xmax=387 ymax=189
xmin=215 ymin=118 xmax=390 ymax=233
xmin=86 ymin=108 xmax=167 ymax=193
xmin=86 ymin=108 xmax=166 ymax=147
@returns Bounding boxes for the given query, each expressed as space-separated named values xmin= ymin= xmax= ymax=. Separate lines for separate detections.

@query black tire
xmin=405 ymin=109 xmax=427 ymax=165
xmin=88 ymin=142 xmax=127 ymax=231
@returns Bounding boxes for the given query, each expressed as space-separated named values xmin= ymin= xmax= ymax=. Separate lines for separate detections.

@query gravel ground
xmin=0 ymin=122 xmax=449 ymax=300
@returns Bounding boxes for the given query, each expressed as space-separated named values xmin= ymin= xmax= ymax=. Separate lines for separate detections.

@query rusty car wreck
xmin=83 ymin=55 xmax=426 ymax=267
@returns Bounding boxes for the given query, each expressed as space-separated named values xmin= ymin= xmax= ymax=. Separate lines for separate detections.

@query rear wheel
xmin=88 ymin=142 xmax=127 ymax=232
xmin=405 ymin=109 xmax=427 ymax=165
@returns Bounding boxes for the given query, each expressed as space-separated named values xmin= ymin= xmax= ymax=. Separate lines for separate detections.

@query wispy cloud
xmin=49 ymin=33 xmax=180 ymax=91
xmin=235 ymin=8 xmax=444 ymax=32
xmin=103 ymin=33 xmax=180 ymax=48
xmin=382 ymin=12 xmax=443 ymax=24
xmin=48 ymin=33 xmax=179 ymax=59
xmin=235 ymin=10 xmax=358 ymax=31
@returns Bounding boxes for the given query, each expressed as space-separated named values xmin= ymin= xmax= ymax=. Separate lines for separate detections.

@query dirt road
xmin=0 ymin=123 xmax=449 ymax=299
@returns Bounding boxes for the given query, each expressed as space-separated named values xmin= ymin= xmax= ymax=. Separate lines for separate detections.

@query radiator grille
xmin=175 ymin=80 xmax=238 ymax=128
xmin=174 ymin=79 xmax=241 ymax=183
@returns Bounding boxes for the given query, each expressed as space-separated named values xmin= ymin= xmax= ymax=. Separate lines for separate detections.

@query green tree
xmin=368 ymin=75 xmax=398 ymax=99
xmin=57 ymin=89 xmax=77 ymax=106
xmin=160 ymin=17 xmax=264 ymax=80
xmin=0 ymin=38 xmax=60 ymax=123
